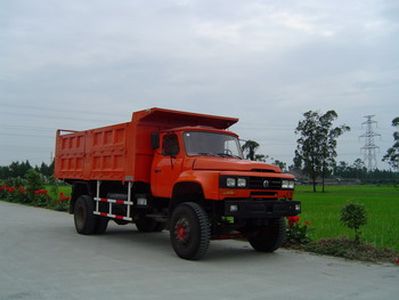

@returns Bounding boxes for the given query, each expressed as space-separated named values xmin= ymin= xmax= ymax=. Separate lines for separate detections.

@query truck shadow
xmin=101 ymin=225 xmax=283 ymax=262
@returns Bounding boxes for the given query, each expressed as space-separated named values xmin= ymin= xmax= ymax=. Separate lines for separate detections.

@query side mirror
xmin=151 ymin=132 xmax=160 ymax=150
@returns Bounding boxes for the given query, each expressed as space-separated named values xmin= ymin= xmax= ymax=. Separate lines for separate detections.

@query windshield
xmin=183 ymin=131 xmax=243 ymax=159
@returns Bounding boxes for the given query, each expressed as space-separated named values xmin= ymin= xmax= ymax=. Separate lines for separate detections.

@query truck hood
xmin=192 ymin=157 xmax=281 ymax=173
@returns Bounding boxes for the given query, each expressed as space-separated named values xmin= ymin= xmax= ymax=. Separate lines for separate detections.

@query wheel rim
xmin=174 ymin=218 xmax=190 ymax=244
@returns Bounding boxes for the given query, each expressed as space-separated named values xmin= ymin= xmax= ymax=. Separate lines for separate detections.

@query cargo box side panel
xmin=132 ymin=124 xmax=158 ymax=183
xmin=55 ymin=131 xmax=86 ymax=180
xmin=86 ymin=123 xmax=129 ymax=181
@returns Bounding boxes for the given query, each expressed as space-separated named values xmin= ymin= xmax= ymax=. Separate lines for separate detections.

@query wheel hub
xmin=175 ymin=218 xmax=190 ymax=242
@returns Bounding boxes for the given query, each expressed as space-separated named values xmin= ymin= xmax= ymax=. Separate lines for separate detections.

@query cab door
xmin=151 ymin=133 xmax=184 ymax=198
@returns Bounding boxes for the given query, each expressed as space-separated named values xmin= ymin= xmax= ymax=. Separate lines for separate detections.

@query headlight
xmin=226 ymin=177 xmax=236 ymax=187
xmin=282 ymin=180 xmax=294 ymax=189
xmin=282 ymin=180 xmax=289 ymax=189
xmin=237 ymin=178 xmax=247 ymax=187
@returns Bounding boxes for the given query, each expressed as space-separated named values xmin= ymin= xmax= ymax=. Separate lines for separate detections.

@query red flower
xmin=34 ymin=189 xmax=48 ymax=195
xmin=59 ymin=192 xmax=71 ymax=202
xmin=7 ymin=187 xmax=16 ymax=193
xmin=287 ymin=216 xmax=300 ymax=227
xmin=18 ymin=186 xmax=26 ymax=193
xmin=395 ymin=258 xmax=399 ymax=265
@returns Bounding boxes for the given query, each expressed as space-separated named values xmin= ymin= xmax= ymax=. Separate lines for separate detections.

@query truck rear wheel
xmin=247 ymin=218 xmax=286 ymax=252
xmin=170 ymin=202 xmax=210 ymax=260
xmin=135 ymin=217 xmax=165 ymax=232
xmin=74 ymin=195 xmax=108 ymax=235
xmin=74 ymin=195 xmax=97 ymax=234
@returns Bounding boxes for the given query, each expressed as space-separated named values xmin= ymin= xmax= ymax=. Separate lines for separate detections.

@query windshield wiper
xmin=216 ymin=153 xmax=242 ymax=160
xmin=195 ymin=152 xmax=218 ymax=157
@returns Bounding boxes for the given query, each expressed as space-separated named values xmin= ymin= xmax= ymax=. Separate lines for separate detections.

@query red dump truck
xmin=55 ymin=107 xmax=300 ymax=260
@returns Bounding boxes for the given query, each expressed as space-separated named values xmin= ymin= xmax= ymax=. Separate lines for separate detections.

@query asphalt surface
xmin=0 ymin=200 xmax=398 ymax=300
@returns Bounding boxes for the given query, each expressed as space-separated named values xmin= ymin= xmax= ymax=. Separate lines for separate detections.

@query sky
xmin=1 ymin=0 xmax=398 ymax=169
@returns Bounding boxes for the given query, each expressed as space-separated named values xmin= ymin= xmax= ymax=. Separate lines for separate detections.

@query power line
xmin=0 ymin=102 xmax=127 ymax=118
xmin=359 ymin=115 xmax=381 ymax=171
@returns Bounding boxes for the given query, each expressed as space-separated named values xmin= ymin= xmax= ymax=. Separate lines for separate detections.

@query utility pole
xmin=359 ymin=115 xmax=380 ymax=171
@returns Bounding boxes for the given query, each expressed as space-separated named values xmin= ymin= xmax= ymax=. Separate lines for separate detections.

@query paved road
xmin=0 ymin=201 xmax=398 ymax=300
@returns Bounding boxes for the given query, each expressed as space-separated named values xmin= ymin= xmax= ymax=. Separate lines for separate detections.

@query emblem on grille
xmin=263 ymin=180 xmax=269 ymax=188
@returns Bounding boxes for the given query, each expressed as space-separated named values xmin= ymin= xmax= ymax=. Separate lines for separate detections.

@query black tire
xmin=74 ymin=195 xmax=97 ymax=235
xmin=247 ymin=218 xmax=286 ymax=252
xmin=170 ymin=202 xmax=210 ymax=260
xmin=135 ymin=217 xmax=165 ymax=232
xmin=95 ymin=218 xmax=109 ymax=234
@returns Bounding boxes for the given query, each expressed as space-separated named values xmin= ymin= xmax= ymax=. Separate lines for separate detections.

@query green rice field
xmin=295 ymin=185 xmax=399 ymax=251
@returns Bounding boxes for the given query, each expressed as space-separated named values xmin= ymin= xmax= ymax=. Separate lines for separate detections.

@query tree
xmin=8 ymin=160 xmax=32 ymax=178
xmin=294 ymin=110 xmax=349 ymax=192
xmin=242 ymin=140 xmax=260 ymax=161
xmin=319 ymin=112 xmax=350 ymax=191
xmin=39 ymin=160 xmax=54 ymax=177
xmin=273 ymin=160 xmax=287 ymax=171
xmin=351 ymin=158 xmax=367 ymax=178
xmin=383 ymin=117 xmax=399 ymax=170
xmin=294 ymin=111 xmax=321 ymax=192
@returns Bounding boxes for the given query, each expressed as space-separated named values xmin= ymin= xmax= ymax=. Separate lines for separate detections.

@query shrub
xmin=25 ymin=169 xmax=45 ymax=203
xmin=4 ymin=176 xmax=27 ymax=188
xmin=0 ymin=184 xmax=27 ymax=203
xmin=285 ymin=216 xmax=311 ymax=247
xmin=0 ymin=184 xmax=10 ymax=199
xmin=53 ymin=192 xmax=70 ymax=211
xmin=340 ymin=203 xmax=367 ymax=243
xmin=33 ymin=189 xmax=50 ymax=207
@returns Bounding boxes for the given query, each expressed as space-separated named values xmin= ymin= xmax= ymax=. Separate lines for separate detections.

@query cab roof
xmin=160 ymin=126 xmax=239 ymax=137
xmin=132 ymin=107 xmax=238 ymax=129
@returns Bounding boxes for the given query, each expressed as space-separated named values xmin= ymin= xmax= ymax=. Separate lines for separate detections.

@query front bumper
xmin=224 ymin=199 xmax=301 ymax=219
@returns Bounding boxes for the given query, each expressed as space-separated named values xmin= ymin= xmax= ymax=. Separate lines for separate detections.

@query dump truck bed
xmin=54 ymin=107 xmax=238 ymax=182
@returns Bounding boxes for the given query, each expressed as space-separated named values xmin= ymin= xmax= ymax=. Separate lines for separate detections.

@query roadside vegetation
xmin=0 ymin=169 xmax=70 ymax=212
xmin=285 ymin=185 xmax=399 ymax=264
xmin=296 ymin=185 xmax=399 ymax=251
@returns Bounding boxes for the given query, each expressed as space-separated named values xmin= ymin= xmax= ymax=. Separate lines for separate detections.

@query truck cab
xmin=149 ymin=126 xmax=299 ymax=257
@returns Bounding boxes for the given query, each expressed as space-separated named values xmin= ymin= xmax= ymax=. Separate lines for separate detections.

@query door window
xmin=162 ymin=134 xmax=179 ymax=156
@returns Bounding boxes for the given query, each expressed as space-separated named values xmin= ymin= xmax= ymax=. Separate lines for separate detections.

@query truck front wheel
xmin=170 ymin=202 xmax=210 ymax=260
xmin=247 ymin=218 xmax=286 ymax=252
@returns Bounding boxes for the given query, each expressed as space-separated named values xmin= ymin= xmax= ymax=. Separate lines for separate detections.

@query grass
xmin=295 ymin=185 xmax=399 ymax=251
xmin=45 ymin=184 xmax=71 ymax=200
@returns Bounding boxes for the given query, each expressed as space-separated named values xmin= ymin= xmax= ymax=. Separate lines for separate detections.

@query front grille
xmin=248 ymin=177 xmax=282 ymax=190
xmin=250 ymin=191 xmax=277 ymax=197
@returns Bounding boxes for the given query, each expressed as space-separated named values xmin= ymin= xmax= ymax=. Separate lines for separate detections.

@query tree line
xmin=0 ymin=160 xmax=54 ymax=180
xmin=242 ymin=111 xmax=399 ymax=192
